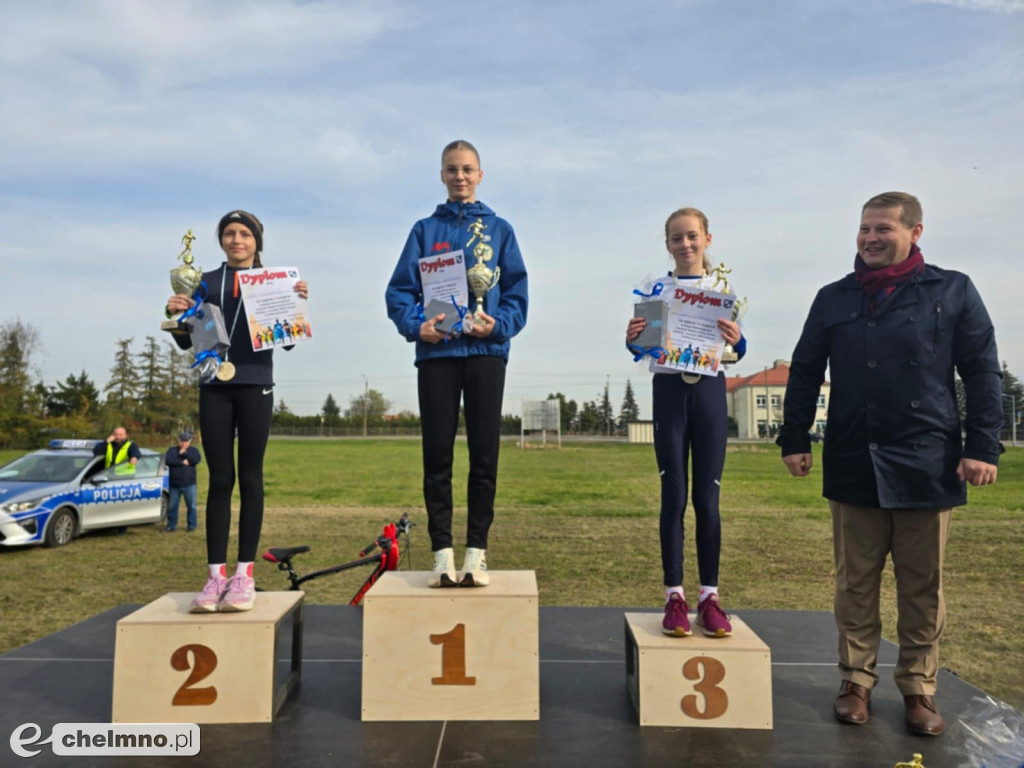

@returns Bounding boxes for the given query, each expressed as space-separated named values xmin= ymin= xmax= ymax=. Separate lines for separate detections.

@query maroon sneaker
xmin=662 ymin=593 xmax=692 ymax=636
xmin=696 ymin=594 xmax=732 ymax=637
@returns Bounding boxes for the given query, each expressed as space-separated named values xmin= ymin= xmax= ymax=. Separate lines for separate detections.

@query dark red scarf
xmin=854 ymin=243 xmax=924 ymax=313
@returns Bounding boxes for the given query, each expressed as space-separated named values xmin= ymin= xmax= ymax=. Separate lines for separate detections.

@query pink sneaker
xmin=696 ymin=593 xmax=732 ymax=637
xmin=661 ymin=593 xmax=691 ymax=636
xmin=190 ymin=572 xmax=228 ymax=613
xmin=218 ymin=574 xmax=256 ymax=612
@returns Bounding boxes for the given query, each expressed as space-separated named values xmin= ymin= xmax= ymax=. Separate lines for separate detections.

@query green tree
xmin=104 ymin=338 xmax=138 ymax=423
xmin=0 ymin=318 xmax=44 ymax=447
xmin=600 ymin=382 xmax=614 ymax=436
xmin=135 ymin=335 xmax=169 ymax=429
xmin=47 ymin=371 xmax=100 ymax=418
xmin=165 ymin=341 xmax=199 ymax=433
xmin=546 ymin=392 xmax=577 ymax=434
xmin=1002 ymin=361 xmax=1024 ymax=402
xmin=619 ymin=379 xmax=640 ymax=425
xmin=321 ymin=393 xmax=342 ymax=427
xmin=577 ymin=400 xmax=601 ymax=434
xmin=346 ymin=389 xmax=392 ymax=425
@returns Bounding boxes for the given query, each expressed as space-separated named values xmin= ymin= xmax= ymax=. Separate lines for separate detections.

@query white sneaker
xmin=428 ymin=547 xmax=457 ymax=588
xmin=459 ymin=547 xmax=489 ymax=587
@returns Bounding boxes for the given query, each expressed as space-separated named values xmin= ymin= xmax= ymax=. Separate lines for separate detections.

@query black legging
xmin=418 ymin=356 xmax=506 ymax=551
xmin=199 ymin=385 xmax=273 ymax=563
xmin=652 ymin=372 xmax=728 ymax=588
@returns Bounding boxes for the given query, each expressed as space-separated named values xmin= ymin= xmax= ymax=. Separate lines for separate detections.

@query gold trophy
xmin=709 ymin=261 xmax=747 ymax=364
xmin=162 ymin=230 xmax=204 ymax=334
xmin=465 ymin=219 xmax=500 ymax=329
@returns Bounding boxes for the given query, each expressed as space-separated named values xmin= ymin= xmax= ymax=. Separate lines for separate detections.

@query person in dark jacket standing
xmin=163 ymin=432 xmax=202 ymax=533
xmin=778 ymin=192 xmax=1003 ymax=738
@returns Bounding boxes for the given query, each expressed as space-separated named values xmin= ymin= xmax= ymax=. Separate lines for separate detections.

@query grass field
xmin=1 ymin=439 xmax=1021 ymax=709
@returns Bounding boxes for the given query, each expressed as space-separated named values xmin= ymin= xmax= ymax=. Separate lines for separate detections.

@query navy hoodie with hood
xmin=385 ymin=200 xmax=528 ymax=364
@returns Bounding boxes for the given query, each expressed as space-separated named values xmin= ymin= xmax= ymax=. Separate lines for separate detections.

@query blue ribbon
xmin=190 ymin=348 xmax=223 ymax=370
xmin=178 ymin=281 xmax=209 ymax=322
xmin=632 ymin=283 xmax=664 ymax=299
xmin=627 ymin=344 xmax=668 ymax=363
xmin=415 ymin=303 xmax=426 ymax=324
xmin=444 ymin=294 xmax=470 ymax=343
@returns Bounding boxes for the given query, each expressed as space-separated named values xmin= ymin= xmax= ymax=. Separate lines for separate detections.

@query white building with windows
xmin=726 ymin=360 xmax=829 ymax=440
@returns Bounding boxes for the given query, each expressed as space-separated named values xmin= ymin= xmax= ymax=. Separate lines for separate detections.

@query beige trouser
xmin=830 ymin=501 xmax=952 ymax=696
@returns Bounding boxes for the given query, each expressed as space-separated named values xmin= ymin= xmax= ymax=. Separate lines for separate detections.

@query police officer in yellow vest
xmin=93 ymin=427 xmax=142 ymax=476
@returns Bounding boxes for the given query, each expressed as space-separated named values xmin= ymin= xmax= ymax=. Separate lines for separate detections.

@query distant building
xmin=726 ymin=360 xmax=829 ymax=440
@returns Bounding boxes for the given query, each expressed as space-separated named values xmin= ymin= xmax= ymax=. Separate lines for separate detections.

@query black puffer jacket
xmin=779 ymin=264 xmax=1003 ymax=509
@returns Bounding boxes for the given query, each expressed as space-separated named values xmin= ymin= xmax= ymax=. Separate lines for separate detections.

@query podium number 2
xmin=430 ymin=624 xmax=476 ymax=685
xmin=680 ymin=656 xmax=728 ymax=719
xmin=171 ymin=644 xmax=218 ymax=706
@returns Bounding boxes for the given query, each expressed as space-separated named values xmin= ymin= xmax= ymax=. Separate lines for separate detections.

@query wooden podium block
xmin=624 ymin=612 xmax=773 ymax=729
xmin=362 ymin=571 xmax=539 ymax=721
xmin=112 ymin=591 xmax=304 ymax=724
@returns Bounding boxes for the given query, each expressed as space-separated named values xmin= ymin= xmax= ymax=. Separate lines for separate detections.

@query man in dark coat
xmin=163 ymin=432 xmax=202 ymax=533
xmin=778 ymin=191 xmax=1002 ymax=737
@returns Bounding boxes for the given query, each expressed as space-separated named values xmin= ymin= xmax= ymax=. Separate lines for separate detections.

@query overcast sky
xmin=2 ymin=0 xmax=1021 ymax=419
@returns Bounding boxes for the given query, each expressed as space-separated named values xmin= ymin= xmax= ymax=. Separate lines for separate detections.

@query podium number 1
xmin=430 ymin=624 xmax=476 ymax=686
xmin=171 ymin=644 xmax=218 ymax=706
xmin=680 ymin=656 xmax=728 ymax=719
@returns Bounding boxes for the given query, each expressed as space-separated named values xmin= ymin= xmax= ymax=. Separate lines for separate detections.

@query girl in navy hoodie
xmin=385 ymin=141 xmax=528 ymax=588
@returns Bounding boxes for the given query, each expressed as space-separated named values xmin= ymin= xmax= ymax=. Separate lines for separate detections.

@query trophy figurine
xmin=171 ymin=229 xmax=203 ymax=298
xmin=465 ymin=220 xmax=500 ymax=329
xmin=709 ymin=261 xmax=748 ymax=364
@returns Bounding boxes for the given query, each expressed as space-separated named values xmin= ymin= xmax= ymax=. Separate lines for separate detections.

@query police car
xmin=0 ymin=440 xmax=169 ymax=548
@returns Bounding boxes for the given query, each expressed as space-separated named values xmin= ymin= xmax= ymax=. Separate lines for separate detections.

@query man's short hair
xmin=863 ymin=191 xmax=922 ymax=229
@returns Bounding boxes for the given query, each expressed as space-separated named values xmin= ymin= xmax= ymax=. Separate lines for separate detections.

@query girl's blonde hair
xmin=441 ymin=140 xmax=480 ymax=166
xmin=665 ymin=207 xmax=713 ymax=274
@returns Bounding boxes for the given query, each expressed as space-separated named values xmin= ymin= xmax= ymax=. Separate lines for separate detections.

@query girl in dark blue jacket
xmin=386 ymin=140 xmax=528 ymax=588
xmin=626 ymin=207 xmax=745 ymax=638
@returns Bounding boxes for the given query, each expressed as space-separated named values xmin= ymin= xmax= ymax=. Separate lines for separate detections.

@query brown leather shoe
xmin=833 ymin=680 xmax=871 ymax=724
xmin=905 ymin=694 xmax=944 ymax=736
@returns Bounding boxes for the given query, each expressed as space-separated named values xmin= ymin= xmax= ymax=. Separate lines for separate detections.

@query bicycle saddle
xmin=263 ymin=545 xmax=311 ymax=563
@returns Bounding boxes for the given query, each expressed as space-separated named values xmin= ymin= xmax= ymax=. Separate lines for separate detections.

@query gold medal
xmin=215 ymin=361 xmax=236 ymax=381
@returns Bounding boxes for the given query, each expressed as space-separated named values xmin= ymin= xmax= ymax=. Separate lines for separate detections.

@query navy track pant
xmin=652 ymin=372 xmax=728 ymax=587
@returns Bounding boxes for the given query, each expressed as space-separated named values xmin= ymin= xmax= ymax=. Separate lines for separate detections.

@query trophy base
xmin=160 ymin=319 xmax=190 ymax=338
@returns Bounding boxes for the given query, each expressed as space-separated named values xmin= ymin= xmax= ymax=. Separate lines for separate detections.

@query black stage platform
xmin=0 ymin=606 xmax=1010 ymax=767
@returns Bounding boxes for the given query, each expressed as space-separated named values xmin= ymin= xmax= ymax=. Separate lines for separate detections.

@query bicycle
xmin=261 ymin=513 xmax=415 ymax=606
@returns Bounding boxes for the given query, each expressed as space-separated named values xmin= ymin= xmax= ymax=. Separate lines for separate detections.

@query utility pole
xmin=764 ymin=365 xmax=771 ymax=440
xmin=362 ymin=375 xmax=368 ymax=438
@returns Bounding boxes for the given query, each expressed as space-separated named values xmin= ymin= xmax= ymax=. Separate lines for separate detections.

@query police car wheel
xmin=44 ymin=508 xmax=77 ymax=548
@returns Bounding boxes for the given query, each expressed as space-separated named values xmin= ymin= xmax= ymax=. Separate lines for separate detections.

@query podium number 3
xmin=171 ymin=644 xmax=218 ymax=706
xmin=681 ymin=656 xmax=728 ymax=719
xmin=430 ymin=624 xmax=476 ymax=686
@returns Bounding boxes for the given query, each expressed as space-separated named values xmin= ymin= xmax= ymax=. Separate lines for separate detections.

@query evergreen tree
xmin=165 ymin=341 xmax=199 ymax=433
xmin=135 ymin=335 xmax=166 ymax=429
xmin=47 ymin=371 xmax=101 ymax=417
xmin=600 ymin=382 xmax=614 ymax=436
xmin=620 ymin=379 xmax=640 ymax=424
xmin=104 ymin=337 xmax=138 ymax=423
xmin=1002 ymin=361 xmax=1024 ymax=403
xmin=321 ymin=393 xmax=342 ymax=426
